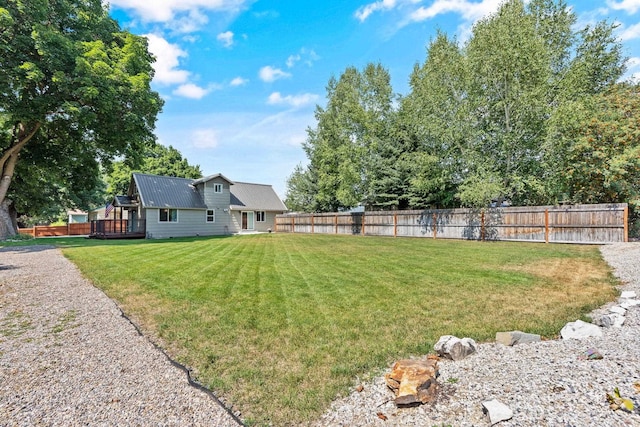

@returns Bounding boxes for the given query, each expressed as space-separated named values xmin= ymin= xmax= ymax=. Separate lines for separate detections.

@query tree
xmin=0 ymin=0 xmax=163 ymax=238
xmin=462 ymin=0 xmax=554 ymax=206
xmin=302 ymin=63 xmax=395 ymax=211
xmin=106 ymin=144 xmax=202 ymax=196
xmin=284 ymin=163 xmax=317 ymax=212
xmin=399 ymin=31 xmax=471 ymax=209
xmin=545 ymin=83 xmax=640 ymax=206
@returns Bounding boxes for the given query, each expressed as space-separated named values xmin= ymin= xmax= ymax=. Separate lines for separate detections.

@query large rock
xmin=609 ymin=306 xmax=627 ymax=315
xmin=560 ymin=320 xmax=603 ymax=339
xmin=385 ymin=358 xmax=439 ymax=406
xmin=620 ymin=291 xmax=637 ymax=299
xmin=495 ymin=331 xmax=541 ymax=346
xmin=594 ymin=313 xmax=625 ymax=328
xmin=620 ymin=299 xmax=640 ymax=309
xmin=482 ymin=399 xmax=513 ymax=425
xmin=434 ymin=335 xmax=477 ymax=361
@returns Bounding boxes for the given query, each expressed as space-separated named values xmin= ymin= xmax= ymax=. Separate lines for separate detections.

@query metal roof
xmin=230 ymin=182 xmax=288 ymax=212
xmin=133 ymin=173 xmax=207 ymax=209
xmin=113 ymin=195 xmax=137 ymax=207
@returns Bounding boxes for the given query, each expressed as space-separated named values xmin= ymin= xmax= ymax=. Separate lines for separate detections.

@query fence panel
xmin=276 ymin=203 xmax=628 ymax=244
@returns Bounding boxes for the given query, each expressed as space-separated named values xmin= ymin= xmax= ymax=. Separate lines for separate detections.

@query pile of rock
xmin=592 ymin=290 xmax=639 ymax=329
xmin=384 ymin=358 xmax=439 ymax=406
xmin=382 ymin=291 xmax=640 ymax=425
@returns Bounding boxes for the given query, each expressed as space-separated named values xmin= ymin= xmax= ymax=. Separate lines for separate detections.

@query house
xmin=92 ymin=173 xmax=287 ymax=239
xmin=67 ymin=209 xmax=88 ymax=223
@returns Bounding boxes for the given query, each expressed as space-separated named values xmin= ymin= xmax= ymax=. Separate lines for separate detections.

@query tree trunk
xmin=0 ymin=199 xmax=17 ymax=240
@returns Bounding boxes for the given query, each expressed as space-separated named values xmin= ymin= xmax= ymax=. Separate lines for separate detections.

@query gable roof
xmin=132 ymin=173 xmax=206 ymax=209
xmin=230 ymin=182 xmax=288 ymax=212
xmin=192 ymin=173 xmax=234 ymax=186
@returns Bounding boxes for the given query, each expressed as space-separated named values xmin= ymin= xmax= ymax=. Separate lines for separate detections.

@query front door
xmin=241 ymin=211 xmax=254 ymax=230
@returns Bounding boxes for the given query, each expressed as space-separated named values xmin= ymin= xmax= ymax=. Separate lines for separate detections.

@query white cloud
xmin=144 ymin=34 xmax=190 ymax=84
xmin=230 ymin=76 xmax=249 ymax=86
xmin=173 ymin=83 xmax=211 ymax=99
xmin=410 ymin=0 xmax=502 ymax=23
xmin=355 ymin=0 xmax=399 ymax=22
xmin=109 ymin=0 xmax=246 ymax=24
xmin=286 ymin=48 xmax=320 ymax=68
xmin=286 ymin=54 xmax=301 ymax=68
xmin=192 ymin=128 xmax=219 ymax=148
xmin=267 ymin=92 xmax=319 ymax=108
xmin=618 ymin=22 xmax=640 ymax=40
xmin=626 ymin=56 xmax=640 ymax=82
xmin=259 ymin=66 xmax=292 ymax=82
xmin=167 ymin=9 xmax=210 ymax=33
xmin=607 ymin=0 xmax=640 ymax=14
xmin=217 ymin=31 xmax=235 ymax=47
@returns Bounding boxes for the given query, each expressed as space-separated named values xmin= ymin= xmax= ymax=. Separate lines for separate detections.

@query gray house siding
xmin=202 ymin=178 xmax=231 ymax=207
xmin=145 ymin=208 xmax=231 ymax=239
xmin=230 ymin=210 xmax=279 ymax=233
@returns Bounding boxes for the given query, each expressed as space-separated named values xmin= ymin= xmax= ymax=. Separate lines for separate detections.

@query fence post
xmin=624 ymin=205 xmax=629 ymax=243
xmin=335 ymin=215 xmax=338 ymax=234
xmin=33 ymin=226 xmax=38 ymax=238
xmin=544 ymin=209 xmax=549 ymax=243
xmin=394 ymin=211 xmax=398 ymax=237
xmin=481 ymin=210 xmax=485 ymax=241
xmin=311 ymin=214 xmax=315 ymax=234
xmin=432 ymin=212 xmax=437 ymax=239
xmin=291 ymin=216 xmax=295 ymax=233
xmin=361 ymin=213 xmax=365 ymax=236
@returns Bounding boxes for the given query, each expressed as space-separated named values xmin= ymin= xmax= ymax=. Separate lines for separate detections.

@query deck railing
xmin=90 ymin=219 xmax=146 ymax=237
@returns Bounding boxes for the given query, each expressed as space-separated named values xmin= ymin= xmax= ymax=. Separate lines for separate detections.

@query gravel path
xmin=314 ymin=242 xmax=640 ymax=426
xmin=1 ymin=243 xmax=639 ymax=427
xmin=0 ymin=246 xmax=242 ymax=427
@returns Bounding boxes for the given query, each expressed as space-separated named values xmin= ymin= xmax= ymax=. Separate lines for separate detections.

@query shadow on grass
xmin=0 ymin=234 xmax=238 ymax=250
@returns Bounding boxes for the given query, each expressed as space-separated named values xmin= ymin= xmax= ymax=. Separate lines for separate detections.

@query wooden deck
xmin=89 ymin=231 xmax=146 ymax=240
xmin=89 ymin=219 xmax=146 ymax=240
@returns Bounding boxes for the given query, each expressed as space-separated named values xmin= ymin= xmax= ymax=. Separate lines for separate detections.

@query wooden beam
xmin=544 ymin=209 xmax=549 ymax=243
xmin=624 ymin=204 xmax=629 ymax=243
xmin=394 ymin=211 xmax=398 ymax=237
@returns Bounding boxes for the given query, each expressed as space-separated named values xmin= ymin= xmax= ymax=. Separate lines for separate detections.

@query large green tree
xmin=289 ymin=0 xmax=628 ymax=213
xmin=399 ymin=31 xmax=471 ymax=209
xmin=545 ymin=83 xmax=640 ymax=206
xmin=106 ymin=144 xmax=202 ymax=196
xmin=0 ymin=0 xmax=162 ymax=238
xmin=297 ymin=63 xmax=395 ymax=212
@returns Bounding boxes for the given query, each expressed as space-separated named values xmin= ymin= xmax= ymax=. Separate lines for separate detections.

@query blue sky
xmin=107 ymin=0 xmax=640 ymax=198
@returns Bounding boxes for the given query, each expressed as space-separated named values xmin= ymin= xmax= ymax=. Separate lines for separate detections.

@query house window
xmin=206 ymin=209 xmax=215 ymax=223
xmin=159 ymin=208 xmax=178 ymax=222
xmin=214 ymin=183 xmax=223 ymax=193
xmin=256 ymin=211 xmax=266 ymax=222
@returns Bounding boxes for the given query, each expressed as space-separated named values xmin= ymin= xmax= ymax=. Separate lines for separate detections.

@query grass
xmin=3 ymin=234 xmax=618 ymax=426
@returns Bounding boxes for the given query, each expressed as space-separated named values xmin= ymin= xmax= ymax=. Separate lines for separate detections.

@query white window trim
xmin=242 ymin=211 xmax=255 ymax=230
xmin=206 ymin=209 xmax=215 ymax=223
xmin=256 ymin=211 xmax=266 ymax=222
xmin=213 ymin=183 xmax=223 ymax=193
xmin=158 ymin=208 xmax=178 ymax=223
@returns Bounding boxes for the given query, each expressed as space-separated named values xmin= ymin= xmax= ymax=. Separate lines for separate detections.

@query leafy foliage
xmin=288 ymin=0 xmax=631 ymax=213
xmin=0 ymin=0 xmax=163 ymax=236
xmin=106 ymin=144 xmax=202 ymax=196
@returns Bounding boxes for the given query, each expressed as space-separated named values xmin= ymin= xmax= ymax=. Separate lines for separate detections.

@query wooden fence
xmin=275 ymin=203 xmax=628 ymax=244
xmin=18 ymin=222 xmax=92 ymax=238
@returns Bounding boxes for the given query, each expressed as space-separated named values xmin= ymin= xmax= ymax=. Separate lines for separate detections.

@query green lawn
xmin=8 ymin=234 xmax=617 ymax=426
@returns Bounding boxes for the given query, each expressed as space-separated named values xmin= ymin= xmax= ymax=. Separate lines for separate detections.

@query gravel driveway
xmin=0 ymin=246 xmax=242 ymax=427
xmin=1 ymin=243 xmax=639 ymax=427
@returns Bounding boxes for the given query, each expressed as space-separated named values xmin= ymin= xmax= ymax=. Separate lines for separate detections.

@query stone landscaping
xmin=315 ymin=243 xmax=640 ymax=426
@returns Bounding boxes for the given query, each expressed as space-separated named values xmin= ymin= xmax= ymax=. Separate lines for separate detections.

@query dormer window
xmin=214 ymin=183 xmax=223 ymax=193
